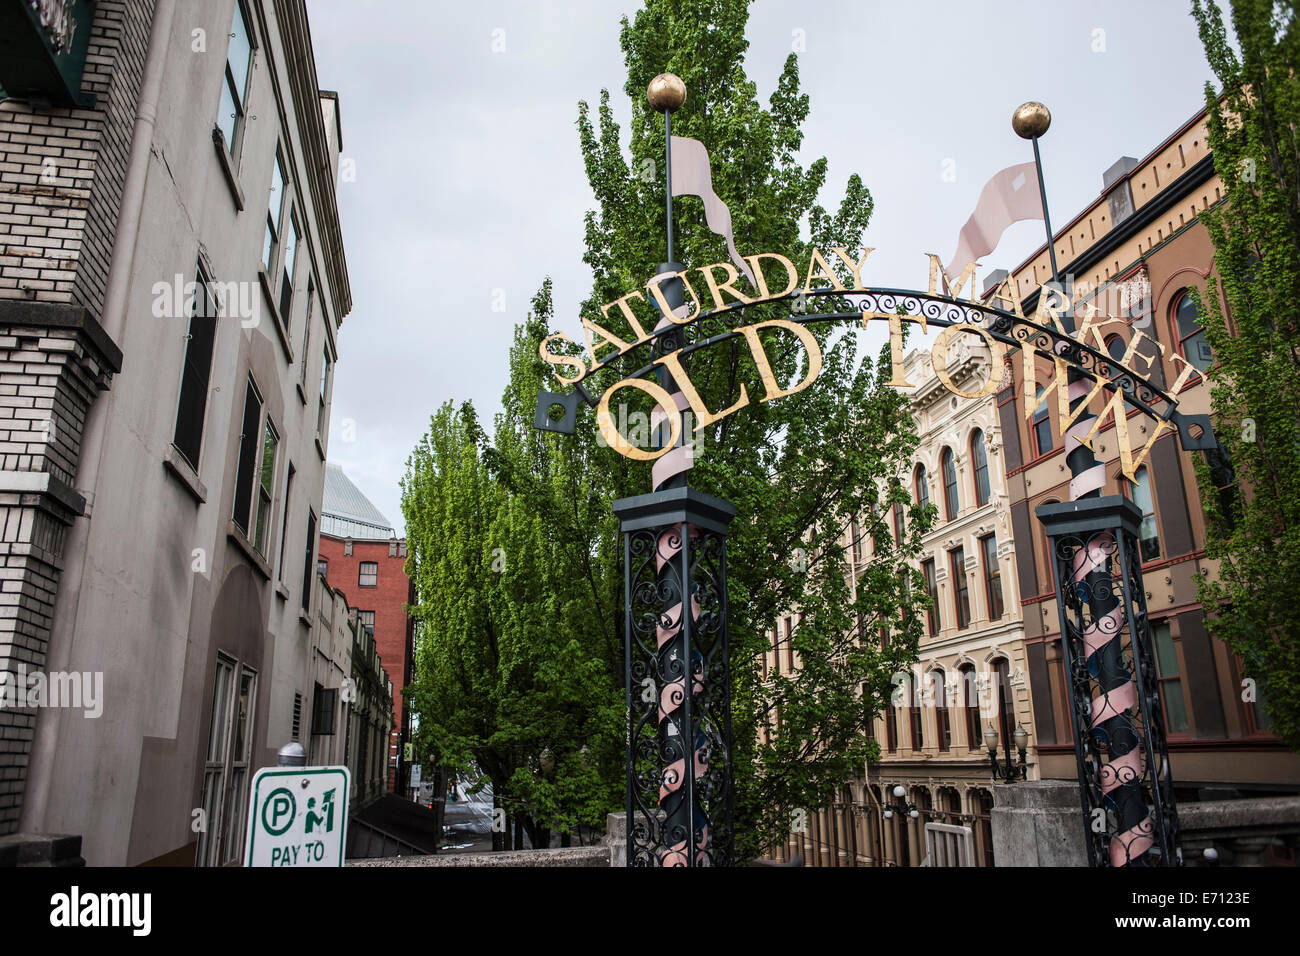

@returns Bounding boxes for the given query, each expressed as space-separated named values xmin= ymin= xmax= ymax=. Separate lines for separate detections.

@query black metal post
xmin=615 ymin=488 xmax=735 ymax=866
xmin=1038 ymin=497 xmax=1181 ymax=866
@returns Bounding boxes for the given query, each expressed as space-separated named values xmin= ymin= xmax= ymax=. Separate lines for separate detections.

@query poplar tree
xmin=404 ymin=0 xmax=933 ymax=859
xmin=1191 ymin=0 xmax=1300 ymax=749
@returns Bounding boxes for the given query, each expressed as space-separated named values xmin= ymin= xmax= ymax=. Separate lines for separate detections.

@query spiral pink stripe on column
xmin=1109 ymin=821 xmax=1155 ymax=866
xmin=1082 ymin=605 xmax=1125 ymax=658
xmin=1070 ymin=532 xmax=1115 ymax=582
xmin=1089 ymin=679 xmax=1136 ymax=729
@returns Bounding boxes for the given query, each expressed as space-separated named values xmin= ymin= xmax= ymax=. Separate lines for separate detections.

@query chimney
xmin=1103 ymin=156 xmax=1139 ymax=227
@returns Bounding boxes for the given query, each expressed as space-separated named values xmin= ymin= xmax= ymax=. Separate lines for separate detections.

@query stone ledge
xmin=0 ymin=300 xmax=122 ymax=375
xmin=346 ymin=845 xmax=610 ymax=867
xmin=0 ymin=832 xmax=85 ymax=867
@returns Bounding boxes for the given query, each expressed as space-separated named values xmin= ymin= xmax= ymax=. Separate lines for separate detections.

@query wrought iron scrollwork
xmin=1045 ymin=515 xmax=1180 ymax=867
xmin=624 ymin=520 xmax=733 ymax=867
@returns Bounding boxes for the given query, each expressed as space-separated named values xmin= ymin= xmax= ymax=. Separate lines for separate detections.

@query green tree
xmin=403 ymin=291 xmax=624 ymax=848
xmin=1191 ymin=0 xmax=1300 ymax=749
xmin=566 ymin=0 xmax=929 ymax=860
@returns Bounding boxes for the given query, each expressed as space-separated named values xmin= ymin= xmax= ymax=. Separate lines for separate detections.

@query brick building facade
xmin=318 ymin=462 xmax=413 ymax=795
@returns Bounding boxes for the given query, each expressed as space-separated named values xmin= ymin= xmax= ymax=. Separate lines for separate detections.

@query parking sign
xmin=244 ymin=765 xmax=350 ymax=867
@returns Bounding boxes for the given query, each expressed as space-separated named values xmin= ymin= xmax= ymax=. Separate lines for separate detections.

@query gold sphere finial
xmin=647 ymin=73 xmax=686 ymax=113
xmin=1012 ymin=101 xmax=1052 ymax=139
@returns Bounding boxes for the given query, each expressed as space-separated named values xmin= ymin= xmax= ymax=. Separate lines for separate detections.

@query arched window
xmin=914 ymin=463 xmax=930 ymax=510
xmin=1032 ymin=386 xmax=1053 ymax=456
xmin=941 ymin=448 xmax=959 ymax=520
xmin=993 ymin=658 xmax=1015 ymax=751
xmin=1174 ymin=291 xmax=1213 ymax=374
xmin=932 ymin=669 xmax=951 ymax=752
xmin=960 ymin=664 xmax=980 ymax=750
xmin=1128 ymin=466 xmax=1161 ymax=561
xmin=971 ymin=429 xmax=990 ymax=506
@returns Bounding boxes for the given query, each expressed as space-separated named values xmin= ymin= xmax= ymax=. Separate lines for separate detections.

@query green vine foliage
xmin=1191 ymin=0 xmax=1300 ymax=750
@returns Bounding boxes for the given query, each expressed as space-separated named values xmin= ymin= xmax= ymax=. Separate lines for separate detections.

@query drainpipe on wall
xmin=20 ymin=0 xmax=178 ymax=836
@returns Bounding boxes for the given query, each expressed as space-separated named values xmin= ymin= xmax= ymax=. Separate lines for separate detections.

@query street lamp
xmin=987 ymin=723 xmax=1029 ymax=782
xmin=882 ymin=784 xmax=919 ymax=820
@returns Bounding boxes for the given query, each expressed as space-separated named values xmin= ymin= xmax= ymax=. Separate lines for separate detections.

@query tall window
xmin=232 ymin=377 xmax=263 ymax=536
xmin=276 ymin=465 xmax=295 ymax=581
xmin=933 ymin=669 xmax=951 ymax=751
xmin=892 ymin=499 xmax=905 ymax=545
xmin=199 ymin=655 xmax=256 ymax=866
xmin=299 ymin=276 xmax=316 ymax=384
xmin=941 ymin=448 xmax=959 ymax=520
xmin=301 ymin=509 xmax=316 ymax=612
xmin=318 ymin=346 xmax=331 ymax=436
xmin=950 ymin=547 xmax=970 ymax=629
xmin=263 ymin=150 xmax=286 ymax=270
xmin=908 ymin=679 xmax=924 ymax=751
xmin=358 ymin=610 xmax=375 ymax=634
xmin=1174 ymin=291 xmax=1213 ymax=374
xmin=1032 ymin=386 xmax=1053 ymax=455
xmin=1129 ymin=467 xmax=1161 ymax=561
xmin=981 ymin=534 xmax=1003 ymax=621
xmin=850 ymin=518 xmax=862 ymax=563
xmin=921 ymin=559 xmax=940 ymax=637
xmin=971 ymin=429 xmax=990 ymax=506
xmin=173 ymin=265 xmax=217 ymax=470
xmin=278 ymin=210 xmax=299 ymax=325
xmin=784 ymin=617 xmax=794 ymax=673
xmin=993 ymin=659 xmax=1015 ymax=750
xmin=1151 ymin=622 xmax=1189 ymax=734
xmin=359 ymin=561 xmax=378 ymax=587
xmin=914 ymin=463 xmax=929 ymax=510
xmin=252 ymin=420 xmax=279 ymax=555
xmin=885 ymin=703 xmax=898 ymax=753
xmin=217 ymin=2 xmax=254 ymax=156
xmin=961 ymin=664 xmax=981 ymax=750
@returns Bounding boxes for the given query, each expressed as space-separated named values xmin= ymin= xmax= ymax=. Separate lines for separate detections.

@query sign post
xmin=244 ymin=765 xmax=351 ymax=867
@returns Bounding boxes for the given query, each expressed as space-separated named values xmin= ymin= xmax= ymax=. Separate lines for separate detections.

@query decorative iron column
xmin=614 ymin=487 xmax=735 ymax=866
xmin=1037 ymin=497 xmax=1180 ymax=866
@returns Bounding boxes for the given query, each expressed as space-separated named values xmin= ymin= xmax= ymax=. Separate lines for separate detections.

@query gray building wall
xmin=1 ymin=0 xmax=351 ymax=864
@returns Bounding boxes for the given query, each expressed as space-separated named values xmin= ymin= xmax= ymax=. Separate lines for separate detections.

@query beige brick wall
xmin=0 ymin=0 xmax=156 ymax=317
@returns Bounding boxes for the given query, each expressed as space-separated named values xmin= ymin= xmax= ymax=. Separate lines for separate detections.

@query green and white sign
xmin=244 ymin=765 xmax=350 ymax=867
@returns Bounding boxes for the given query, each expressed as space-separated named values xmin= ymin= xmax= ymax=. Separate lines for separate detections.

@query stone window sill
xmin=315 ymin=434 xmax=326 ymax=461
xmin=296 ymin=380 xmax=308 ymax=406
xmin=163 ymin=444 xmax=208 ymax=504
xmin=275 ymin=582 xmax=291 ymax=601
xmin=212 ymin=127 xmax=245 ymax=212
xmin=258 ymin=268 xmax=294 ymax=364
xmin=227 ymin=519 xmax=272 ymax=581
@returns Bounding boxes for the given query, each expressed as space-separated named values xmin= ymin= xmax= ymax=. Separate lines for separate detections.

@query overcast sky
xmin=305 ymin=0 xmax=1218 ymax=534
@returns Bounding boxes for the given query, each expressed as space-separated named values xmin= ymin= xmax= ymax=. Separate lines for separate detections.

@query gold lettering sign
xmin=540 ymin=247 xmax=1199 ymax=481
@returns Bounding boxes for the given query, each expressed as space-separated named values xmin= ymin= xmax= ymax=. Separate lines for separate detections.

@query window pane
xmin=1176 ymin=296 xmax=1214 ymax=372
xmin=942 ymin=449 xmax=959 ymax=520
xmin=234 ymin=670 xmax=255 ymax=761
xmin=270 ymin=151 xmax=286 ymax=228
xmin=280 ymin=212 xmax=299 ymax=318
xmin=174 ymin=270 xmax=217 ymax=469
xmin=359 ymin=562 xmax=378 ymax=587
xmin=263 ymin=214 xmax=276 ymax=271
xmin=1033 ymin=387 xmax=1053 ymax=453
xmin=1132 ymin=468 xmax=1160 ymax=560
xmin=972 ymin=430 xmax=990 ymax=505
xmin=253 ymin=422 xmax=278 ymax=552
xmin=232 ymin=379 xmax=261 ymax=534
xmin=915 ymin=465 xmax=929 ymax=509
xmin=1151 ymin=623 xmax=1188 ymax=734
xmin=227 ymin=3 xmax=252 ymax=106
xmin=218 ymin=73 xmax=238 ymax=147
xmin=206 ymin=658 xmax=234 ymax=763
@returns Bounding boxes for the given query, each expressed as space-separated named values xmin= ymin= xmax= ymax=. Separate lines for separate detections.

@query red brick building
xmin=318 ymin=463 xmax=414 ymax=794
